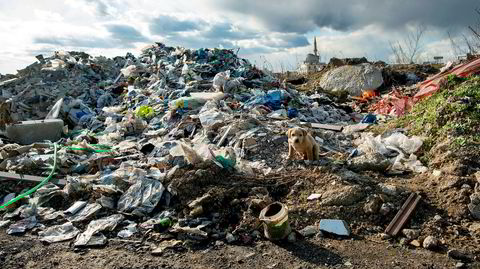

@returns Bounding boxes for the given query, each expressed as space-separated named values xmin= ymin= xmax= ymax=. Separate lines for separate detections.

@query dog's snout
xmin=293 ymin=138 xmax=299 ymax=143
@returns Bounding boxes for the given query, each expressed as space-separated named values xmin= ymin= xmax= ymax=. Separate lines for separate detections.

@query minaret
xmin=313 ymin=37 xmax=318 ymax=56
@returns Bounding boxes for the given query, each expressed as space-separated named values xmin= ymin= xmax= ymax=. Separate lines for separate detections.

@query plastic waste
xmin=224 ymin=77 xmax=244 ymax=93
xmin=75 ymin=214 xmax=124 ymax=247
xmin=45 ymin=98 xmax=64 ymax=120
xmin=361 ymin=113 xmax=377 ymax=124
xmin=39 ymin=222 xmax=80 ymax=243
xmin=7 ymin=216 xmax=37 ymax=234
xmin=120 ymin=65 xmax=137 ymax=77
xmin=384 ymin=133 xmax=423 ymax=154
xmin=67 ymin=203 xmax=102 ymax=223
xmin=287 ymin=108 xmax=298 ymax=118
xmin=117 ymin=178 xmax=166 ymax=215
xmin=117 ymin=221 xmax=138 ymax=238
xmin=355 ymin=132 xmax=426 ymax=173
xmin=136 ymin=105 xmax=155 ymax=119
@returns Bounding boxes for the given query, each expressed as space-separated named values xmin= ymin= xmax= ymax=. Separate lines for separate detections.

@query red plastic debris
xmin=415 ymin=57 xmax=480 ymax=100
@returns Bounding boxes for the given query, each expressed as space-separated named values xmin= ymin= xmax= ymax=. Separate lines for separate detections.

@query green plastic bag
xmin=136 ymin=105 xmax=155 ymax=119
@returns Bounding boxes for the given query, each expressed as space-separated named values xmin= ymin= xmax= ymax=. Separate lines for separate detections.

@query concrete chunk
xmin=319 ymin=219 xmax=351 ymax=236
xmin=6 ymin=119 xmax=63 ymax=145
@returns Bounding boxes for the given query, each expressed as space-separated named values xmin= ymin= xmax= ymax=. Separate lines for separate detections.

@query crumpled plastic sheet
xmin=117 ymin=178 xmax=165 ymax=215
xmin=39 ymin=222 xmax=80 ymax=243
xmin=355 ymin=132 xmax=427 ymax=173
xmin=67 ymin=203 xmax=102 ymax=223
xmin=7 ymin=216 xmax=37 ymax=235
xmin=117 ymin=221 xmax=138 ymax=238
xmin=416 ymin=57 xmax=480 ymax=100
xmin=74 ymin=214 xmax=124 ymax=247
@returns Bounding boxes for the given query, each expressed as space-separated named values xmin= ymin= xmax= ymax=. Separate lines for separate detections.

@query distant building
xmin=298 ymin=37 xmax=325 ymax=74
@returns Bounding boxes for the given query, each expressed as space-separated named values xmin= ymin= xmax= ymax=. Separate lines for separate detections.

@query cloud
xmin=203 ymin=22 xmax=259 ymax=40
xmin=106 ymin=24 xmax=149 ymax=42
xmin=83 ymin=0 xmax=110 ymax=16
xmin=33 ymin=36 xmax=117 ymax=48
xmin=149 ymin=15 xmax=206 ymax=34
xmin=212 ymin=0 xmax=480 ymax=33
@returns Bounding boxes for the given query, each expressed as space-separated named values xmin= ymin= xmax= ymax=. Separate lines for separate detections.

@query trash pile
xmin=0 ymin=43 xmax=362 ymax=248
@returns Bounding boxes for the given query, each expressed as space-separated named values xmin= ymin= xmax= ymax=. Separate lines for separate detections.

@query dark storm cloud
xmin=212 ymin=0 xmax=480 ymax=33
xmin=262 ymin=33 xmax=310 ymax=48
xmin=106 ymin=24 xmax=149 ymax=42
xmin=149 ymin=15 xmax=206 ymax=34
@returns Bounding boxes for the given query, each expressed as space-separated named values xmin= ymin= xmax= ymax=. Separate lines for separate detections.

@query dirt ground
xmin=0 ymin=231 xmax=467 ymax=269
xmin=2 ymin=168 xmax=480 ymax=269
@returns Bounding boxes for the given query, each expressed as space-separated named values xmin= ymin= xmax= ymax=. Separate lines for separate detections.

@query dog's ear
xmin=286 ymin=129 xmax=291 ymax=137
xmin=302 ymin=128 xmax=308 ymax=136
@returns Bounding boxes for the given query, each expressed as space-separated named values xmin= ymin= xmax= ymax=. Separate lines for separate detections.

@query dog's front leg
xmin=287 ymin=144 xmax=294 ymax=159
xmin=306 ymin=148 xmax=313 ymax=160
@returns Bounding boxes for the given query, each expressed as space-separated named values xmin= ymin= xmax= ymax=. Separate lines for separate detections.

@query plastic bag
xmin=384 ymin=133 xmax=423 ymax=154
xmin=136 ymin=105 xmax=155 ymax=119
xmin=213 ymin=71 xmax=230 ymax=92
xmin=169 ymin=97 xmax=207 ymax=110
xmin=45 ymin=98 xmax=64 ymax=120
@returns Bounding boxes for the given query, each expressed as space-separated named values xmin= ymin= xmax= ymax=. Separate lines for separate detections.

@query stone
xmin=6 ymin=119 xmax=64 ymax=145
xmin=402 ymin=229 xmax=420 ymax=240
xmin=299 ymin=225 xmax=318 ymax=237
xmin=287 ymin=232 xmax=297 ymax=242
xmin=307 ymin=193 xmax=321 ymax=201
xmin=399 ymin=238 xmax=408 ymax=246
xmin=188 ymin=193 xmax=212 ymax=208
xmin=319 ymin=219 xmax=351 ymax=236
xmin=468 ymin=223 xmax=480 ymax=233
xmin=431 ymin=170 xmax=442 ymax=178
xmin=226 ymin=233 xmax=236 ymax=243
xmin=379 ymin=203 xmax=395 ymax=216
xmin=447 ymin=249 xmax=472 ymax=262
xmin=320 ymin=185 xmax=365 ymax=206
xmin=364 ymin=195 xmax=383 ymax=214
xmin=468 ymin=202 xmax=480 ymax=219
xmin=422 ymin=236 xmax=439 ymax=250
xmin=319 ymin=63 xmax=383 ymax=96
xmin=245 ymin=252 xmax=256 ymax=259
xmin=151 ymin=240 xmax=182 ymax=256
xmin=378 ymin=184 xmax=401 ymax=196
xmin=410 ymin=240 xmax=421 ymax=247
xmin=189 ymin=206 xmax=204 ymax=218
xmin=455 ymin=262 xmax=465 ymax=268
xmin=349 ymin=153 xmax=391 ymax=172
xmin=379 ymin=233 xmax=391 ymax=240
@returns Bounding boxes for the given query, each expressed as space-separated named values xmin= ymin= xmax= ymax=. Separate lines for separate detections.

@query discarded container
xmin=259 ymin=202 xmax=291 ymax=240
xmin=6 ymin=119 xmax=64 ymax=145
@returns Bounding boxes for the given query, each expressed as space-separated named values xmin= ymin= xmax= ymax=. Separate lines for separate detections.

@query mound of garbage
xmin=1 ymin=43 xmax=479 ymax=264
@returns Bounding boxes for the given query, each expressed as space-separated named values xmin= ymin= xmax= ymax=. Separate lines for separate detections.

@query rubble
xmin=422 ymin=235 xmax=439 ymax=250
xmin=0 ymin=43 xmax=479 ymax=266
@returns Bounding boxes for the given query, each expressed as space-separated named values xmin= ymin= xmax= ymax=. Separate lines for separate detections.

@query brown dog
xmin=286 ymin=127 xmax=319 ymax=161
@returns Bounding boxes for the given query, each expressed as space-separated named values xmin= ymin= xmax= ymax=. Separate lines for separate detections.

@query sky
xmin=1 ymin=0 xmax=480 ymax=74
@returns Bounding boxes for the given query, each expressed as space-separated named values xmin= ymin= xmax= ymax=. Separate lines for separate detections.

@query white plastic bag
xmin=212 ymin=71 xmax=230 ymax=92
xmin=384 ymin=133 xmax=423 ymax=154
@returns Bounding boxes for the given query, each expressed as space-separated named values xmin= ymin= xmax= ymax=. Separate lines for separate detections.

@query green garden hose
xmin=0 ymin=143 xmax=58 ymax=210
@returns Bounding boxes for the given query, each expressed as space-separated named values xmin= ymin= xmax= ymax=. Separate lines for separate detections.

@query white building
xmin=298 ymin=37 xmax=325 ymax=74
